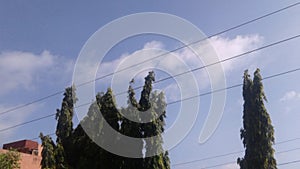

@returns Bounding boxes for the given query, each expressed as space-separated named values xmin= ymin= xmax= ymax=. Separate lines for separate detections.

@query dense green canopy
xmin=238 ymin=69 xmax=277 ymax=169
xmin=40 ymin=72 xmax=170 ymax=169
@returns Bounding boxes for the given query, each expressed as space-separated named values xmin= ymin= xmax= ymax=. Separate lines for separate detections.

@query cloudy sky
xmin=1 ymin=1 xmax=300 ymax=168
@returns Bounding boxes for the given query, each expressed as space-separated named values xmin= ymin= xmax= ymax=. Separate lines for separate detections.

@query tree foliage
xmin=128 ymin=71 xmax=170 ymax=169
xmin=40 ymin=71 xmax=170 ymax=169
xmin=0 ymin=149 xmax=20 ymax=169
xmin=55 ymin=86 xmax=77 ymax=169
xmin=40 ymin=133 xmax=56 ymax=169
xmin=238 ymin=69 xmax=277 ymax=169
xmin=40 ymin=86 xmax=76 ymax=169
xmin=70 ymin=97 xmax=105 ymax=169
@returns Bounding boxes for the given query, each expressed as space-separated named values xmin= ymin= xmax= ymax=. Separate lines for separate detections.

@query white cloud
xmin=91 ymin=35 xmax=263 ymax=105
xmin=97 ymin=34 xmax=263 ymax=79
xmin=0 ymin=34 xmax=262 ymax=103
xmin=175 ymin=34 xmax=263 ymax=72
xmin=221 ymin=163 xmax=239 ymax=169
xmin=163 ymin=83 xmax=181 ymax=102
xmin=280 ymin=91 xmax=300 ymax=102
xmin=209 ymin=34 xmax=263 ymax=72
xmin=143 ymin=40 xmax=164 ymax=49
xmin=0 ymin=50 xmax=74 ymax=96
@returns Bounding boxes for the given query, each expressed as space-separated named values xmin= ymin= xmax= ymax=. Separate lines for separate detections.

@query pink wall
xmin=0 ymin=149 xmax=41 ymax=169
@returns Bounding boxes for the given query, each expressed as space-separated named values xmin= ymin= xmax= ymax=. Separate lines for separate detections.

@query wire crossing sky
xmin=0 ymin=66 xmax=299 ymax=134
xmin=1 ymin=1 xmax=300 ymax=168
xmin=1 ymin=1 xmax=299 ymax=117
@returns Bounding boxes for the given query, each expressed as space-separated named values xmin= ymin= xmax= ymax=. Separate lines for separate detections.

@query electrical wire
xmin=278 ymin=159 xmax=300 ymax=166
xmin=28 ymin=132 xmax=300 ymax=168
xmin=172 ymin=137 xmax=300 ymax=166
xmin=70 ymin=33 xmax=300 ymax=108
xmin=114 ymin=33 xmax=300 ymax=96
xmin=0 ymin=66 xmax=299 ymax=133
xmin=174 ymin=146 xmax=300 ymax=168
xmin=1 ymin=1 xmax=300 ymax=116
xmin=0 ymin=113 xmax=56 ymax=132
xmin=30 ymin=132 xmax=55 ymax=141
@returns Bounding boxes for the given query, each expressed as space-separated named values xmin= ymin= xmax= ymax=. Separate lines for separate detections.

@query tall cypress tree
xmin=70 ymin=92 xmax=105 ymax=169
xmin=39 ymin=133 xmax=56 ymax=169
xmin=143 ymin=91 xmax=170 ymax=169
xmin=99 ymin=88 xmax=122 ymax=169
xmin=55 ymin=86 xmax=77 ymax=142
xmin=128 ymin=71 xmax=170 ymax=169
xmin=55 ymin=86 xmax=77 ymax=169
xmin=118 ymin=81 xmax=146 ymax=169
xmin=238 ymin=69 xmax=277 ymax=169
xmin=40 ymin=72 xmax=171 ymax=169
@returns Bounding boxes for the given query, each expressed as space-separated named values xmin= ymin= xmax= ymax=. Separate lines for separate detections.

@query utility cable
xmin=1 ymin=1 xmax=299 ymax=116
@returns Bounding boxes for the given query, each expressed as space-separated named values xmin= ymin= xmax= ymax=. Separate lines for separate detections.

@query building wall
xmin=3 ymin=140 xmax=39 ymax=155
xmin=0 ymin=149 xmax=41 ymax=169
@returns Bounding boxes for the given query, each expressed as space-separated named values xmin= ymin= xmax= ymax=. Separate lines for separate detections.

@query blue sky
xmin=1 ymin=1 xmax=300 ymax=168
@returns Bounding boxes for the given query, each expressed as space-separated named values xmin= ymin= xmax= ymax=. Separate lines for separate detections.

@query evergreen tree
xmin=128 ymin=71 xmax=170 ymax=169
xmin=143 ymin=91 xmax=170 ymax=169
xmin=55 ymin=86 xmax=77 ymax=169
xmin=40 ymin=72 xmax=171 ymax=169
xmin=118 ymin=82 xmax=145 ymax=169
xmin=98 ymin=88 xmax=122 ymax=169
xmin=40 ymin=87 xmax=76 ymax=169
xmin=55 ymin=142 xmax=67 ymax=169
xmin=238 ymin=69 xmax=277 ymax=169
xmin=39 ymin=133 xmax=56 ymax=169
xmin=71 ymin=124 xmax=103 ymax=169
xmin=71 ymin=93 xmax=105 ymax=169
xmin=55 ymin=86 xmax=77 ymax=143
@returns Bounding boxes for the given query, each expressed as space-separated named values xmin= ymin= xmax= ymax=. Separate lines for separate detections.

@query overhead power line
xmin=276 ymin=137 xmax=300 ymax=145
xmin=0 ymin=66 xmax=300 ymax=133
xmin=173 ymin=151 xmax=241 ymax=167
xmin=198 ymin=159 xmax=300 ymax=169
xmin=172 ymin=137 xmax=300 ymax=167
xmin=63 ymin=32 xmax=300 ymax=110
xmin=0 ymin=113 xmax=56 ymax=133
xmin=114 ymin=33 xmax=300 ymax=97
xmin=27 ymin=132 xmax=300 ymax=168
xmin=30 ymin=132 xmax=56 ymax=141
xmin=174 ymin=147 xmax=300 ymax=168
xmin=46 ymin=33 xmax=300 ymax=109
xmin=200 ymin=161 xmax=235 ymax=169
xmin=278 ymin=159 xmax=300 ymax=166
xmin=1 ymin=1 xmax=300 ymax=117
xmin=0 ymin=91 xmax=64 ymax=117
xmin=167 ymin=67 xmax=300 ymax=105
